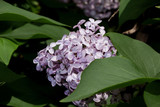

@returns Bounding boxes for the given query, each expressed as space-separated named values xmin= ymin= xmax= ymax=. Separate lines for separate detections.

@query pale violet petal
xmin=94 ymin=51 xmax=103 ymax=59
xmin=100 ymin=29 xmax=105 ymax=35
xmin=59 ymin=44 xmax=64 ymax=50
xmin=103 ymin=46 xmax=109 ymax=52
xmin=50 ymin=42 xmax=56 ymax=48
xmin=55 ymin=74 xmax=61 ymax=82
xmin=66 ymin=52 xmax=74 ymax=60
xmin=79 ymin=28 xmax=86 ymax=35
xmin=51 ymin=56 xmax=58 ymax=61
xmin=89 ymin=18 xmax=95 ymax=23
xmin=94 ymin=20 xmax=102 ymax=25
xmin=48 ymin=48 xmax=54 ymax=54
xmin=104 ymin=93 xmax=108 ymax=100
xmin=104 ymin=51 xmax=112 ymax=58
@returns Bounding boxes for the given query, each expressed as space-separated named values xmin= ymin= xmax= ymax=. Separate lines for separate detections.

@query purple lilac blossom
xmin=73 ymin=0 xmax=119 ymax=19
xmin=33 ymin=18 xmax=117 ymax=107
xmin=58 ymin=0 xmax=119 ymax=19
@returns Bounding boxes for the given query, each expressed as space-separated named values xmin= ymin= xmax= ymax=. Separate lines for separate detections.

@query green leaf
xmin=67 ymin=104 xmax=76 ymax=107
xmin=48 ymin=104 xmax=57 ymax=107
xmin=0 ymin=21 xmax=12 ymax=34
xmin=7 ymin=96 xmax=45 ymax=107
xmin=144 ymin=81 xmax=160 ymax=107
xmin=0 ymin=38 xmax=18 ymax=65
xmin=143 ymin=18 xmax=160 ymax=25
xmin=6 ymin=77 xmax=66 ymax=105
xmin=61 ymin=57 xmax=154 ymax=102
xmin=61 ymin=32 xmax=160 ymax=102
xmin=0 ymin=85 xmax=12 ymax=104
xmin=41 ymin=24 xmax=69 ymax=40
xmin=0 ymin=62 xmax=22 ymax=83
xmin=0 ymin=0 xmax=68 ymax=27
xmin=7 ymin=77 xmax=52 ymax=105
xmin=108 ymin=32 xmax=160 ymax=78
xmin=88 ymin=102 xmax=97 ymax=107
xmin=119 ymin=0 xmax=160 ymax=26
xmin=0 ymin=81 xmax=5 ymax=86
xmin=155 ymin=5 xmax=160 ymax=9
xmin=0 ymin=23 xmax=69 ymax=40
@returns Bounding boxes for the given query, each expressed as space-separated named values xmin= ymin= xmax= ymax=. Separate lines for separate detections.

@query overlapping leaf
xmin=61 ymin=32 xmax=160 ymax=102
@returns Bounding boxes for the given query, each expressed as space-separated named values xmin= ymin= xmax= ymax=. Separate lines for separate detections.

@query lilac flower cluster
xmin=59 ymin=0 xmax=119 ymax=19
xmin=33 ymin=18 xmax=116 ymax=107
xmin=73 ymin=0 xmax=119 ymax=19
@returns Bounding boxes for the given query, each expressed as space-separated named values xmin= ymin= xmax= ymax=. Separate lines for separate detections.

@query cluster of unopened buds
xmin=59 ymin=0 xmax=119 ymax=19
xmin=33 ymin=18 xmax=117 ymax=107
